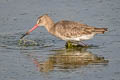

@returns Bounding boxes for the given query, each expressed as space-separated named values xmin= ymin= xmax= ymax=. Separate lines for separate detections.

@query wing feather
xmin=54 ymin=21 xmax=95 ymax=38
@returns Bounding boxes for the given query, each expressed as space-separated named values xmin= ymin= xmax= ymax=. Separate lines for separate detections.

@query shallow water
xmin=0 ymin=0 xmax=120 ymax=80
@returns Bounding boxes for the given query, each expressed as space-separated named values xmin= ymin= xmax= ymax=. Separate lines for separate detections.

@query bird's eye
xmin=37 ymin=19 xmax=41 ymax=24
xmin=39 ymin=19 xmax=41 ymax=23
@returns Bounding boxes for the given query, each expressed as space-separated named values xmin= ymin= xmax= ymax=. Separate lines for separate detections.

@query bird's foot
xmin=65 ymin=41 xmax=87 ymax=48
xmin=79 ymin=41 xmax=88 ymax=47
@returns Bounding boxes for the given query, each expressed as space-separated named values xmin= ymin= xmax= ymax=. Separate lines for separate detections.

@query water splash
xmin=0 ymin=33 xmax=55 ymax=50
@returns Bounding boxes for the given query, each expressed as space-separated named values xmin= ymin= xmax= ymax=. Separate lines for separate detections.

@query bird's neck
xmin=44 ymin=17 xmax=54 ymax=33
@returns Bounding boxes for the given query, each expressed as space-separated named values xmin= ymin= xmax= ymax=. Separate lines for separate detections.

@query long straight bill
xmin=20 ymin=24 xmax=39 ymax=39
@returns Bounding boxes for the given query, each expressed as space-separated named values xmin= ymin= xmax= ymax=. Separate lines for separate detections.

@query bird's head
xmin=36 ymin=14 xmax=49 ymax=26
xmin=20 ymin=14 xmax=49 ymax=39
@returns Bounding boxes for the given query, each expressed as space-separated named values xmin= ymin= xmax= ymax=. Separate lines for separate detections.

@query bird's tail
xmin=94 ymin=28 xmax=108 ymax=34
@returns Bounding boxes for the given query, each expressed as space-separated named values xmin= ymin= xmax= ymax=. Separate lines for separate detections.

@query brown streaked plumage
xmin=20 ymin=14 xmax=108 ymax=45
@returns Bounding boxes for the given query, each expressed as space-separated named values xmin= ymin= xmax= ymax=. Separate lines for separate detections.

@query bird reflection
xmin=32 ymin=47 xmax=108 ymax=72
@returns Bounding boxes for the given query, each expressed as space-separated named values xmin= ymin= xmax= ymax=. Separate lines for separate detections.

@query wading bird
xmin=20 ymin=14 xmax=107 ymax=46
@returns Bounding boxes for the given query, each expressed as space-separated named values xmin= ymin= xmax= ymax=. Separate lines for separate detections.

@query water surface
xmin=0 ymin=0 xmax=120 ymax=80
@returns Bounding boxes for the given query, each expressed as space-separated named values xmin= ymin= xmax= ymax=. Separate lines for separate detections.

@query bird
xmin=20 ymin=14 xmax=108 ymax=46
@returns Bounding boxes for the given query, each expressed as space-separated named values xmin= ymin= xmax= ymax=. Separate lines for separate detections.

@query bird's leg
xmin=79 ymin=41 xmax=88 ymax=46
xmin=71 ymin=41 xmax=79 ymax=45
xmin=65 ymin=41 xmax=75 ymax=48
xmin=66 ymin=41 xmax=72 ymax=46
xmin=65 ymin=41 xmax=88 ymax=48
xmin=72 ymin=41 xmax=86 ymax=46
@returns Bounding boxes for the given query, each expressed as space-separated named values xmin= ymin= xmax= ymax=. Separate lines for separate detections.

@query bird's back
xmin=54 ymin=21 xmax=93 ymax=37
xmin=52 ymin=20 xmax=107 ymax=41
